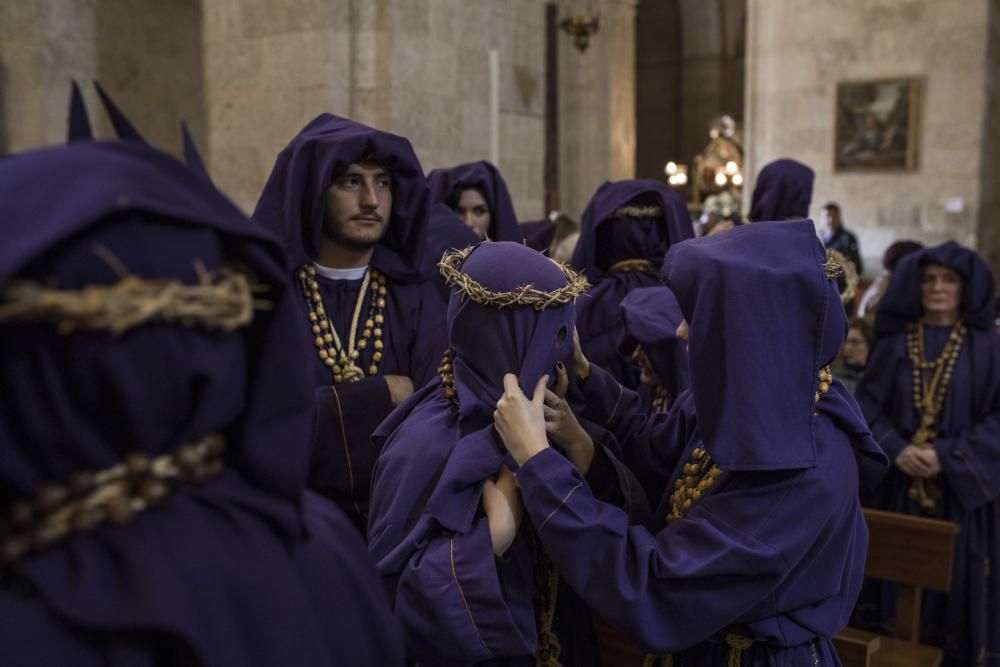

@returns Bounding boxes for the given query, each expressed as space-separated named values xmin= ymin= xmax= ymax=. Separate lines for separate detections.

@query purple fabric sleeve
xmin=856 ymin=336 xmax=909 ymax=463
xmin=309 ymin=379 xmax=395 ymax=529
xmin=392 ymin=518 xmax=535 ymax=661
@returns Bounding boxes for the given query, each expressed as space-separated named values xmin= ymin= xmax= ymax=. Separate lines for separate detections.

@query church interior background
xmin=1 ymin=0 xmax=998 ymax=281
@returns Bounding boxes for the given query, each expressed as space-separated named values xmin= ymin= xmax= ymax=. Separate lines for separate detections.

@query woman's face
xmin=455 ymin=189 xmax=491 ymax=239
xmin=921 ymin=264 xmax=962 ymax=319
xmin=631 ymin=345 xmax=660 ymax=385
xmin=841 ymin=327 xmax=869 ymax=368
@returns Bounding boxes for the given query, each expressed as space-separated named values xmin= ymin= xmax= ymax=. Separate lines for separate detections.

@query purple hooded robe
xmin=252 ymin=114 xmax=448 ymax=533
xmin=426 ymin=160 xmax=523 ymax=243
xmin=0 ymin=135 xmax=403 ymax=666
xmin=513 ymin=220 xmax=887 ymax=665
xmin=571 ymin=180 xmax=694 ymax=388
xmin=368 ymin=242 xmax=646 ymax=666
xmin=747 ymin=159 xmax=814 ymax=223
xmin=855 ymin=242 xmax=1000 ymax=664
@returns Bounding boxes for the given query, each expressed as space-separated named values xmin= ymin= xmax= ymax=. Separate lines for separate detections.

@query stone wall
xmin=744 ymin=0 xmax=994 ymax=278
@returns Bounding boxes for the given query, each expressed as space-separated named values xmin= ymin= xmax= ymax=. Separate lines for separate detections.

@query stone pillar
xmin=976 ymin=1 xmax=1000 ymax=283
xmin=558 ymin=0 xmax=637 ymax=221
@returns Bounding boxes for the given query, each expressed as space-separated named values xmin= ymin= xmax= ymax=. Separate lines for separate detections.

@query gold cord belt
xmin=1 ymin=433 xmax=226 ymax=568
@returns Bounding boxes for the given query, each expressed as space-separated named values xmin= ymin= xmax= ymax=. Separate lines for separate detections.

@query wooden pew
xmin=836 ymin=508 xmax=959 ymax=667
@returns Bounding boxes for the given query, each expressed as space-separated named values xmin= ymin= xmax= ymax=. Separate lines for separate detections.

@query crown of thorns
xmin=0 ymin=265 xmax=266 ymax=334
xmin=438 ymin=246 xmax=589 ymax=310
xmin=608 ymin=204 xmax=662 ymax=220
xmin=824 ymin=249 xmax=858 ymax=304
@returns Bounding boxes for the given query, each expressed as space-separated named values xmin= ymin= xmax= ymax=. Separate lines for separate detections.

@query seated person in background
xmin=571 ymin=179 xmax=694 ymax=388
xmin=747 ymin=158 xmax=814 ymax=222
xmin=368 ymin=242 xmax=645 ymax=666
xmin=495 ymin=220 xmax=886 ymax=665
xmin=0 ymin=108 xmax=402 ymax=665
xmin=855 ymin=241 xmax=1000 ymax=665
xmin=252 ymin=114 xmax=447 ymax=534
xmin=834 ymin=316 xmax=874 ymax=394
xmin=427 ymin=160 xmax=523 ymax=241
xmin=856 ymin=239 xmax=923 ymax=324
xmin=820 ymin=202 xmax=864 ymax=275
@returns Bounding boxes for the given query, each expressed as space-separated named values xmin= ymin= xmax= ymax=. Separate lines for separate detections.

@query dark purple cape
xmin=251 ymin=114 xmax=447 ymax=531
xmin=748 ymin=159 xmax=814 ymax=222
xmin=571 ymin=180 xmax=694 ymax=388
xmin=251 ymin=113 xmax=432 ymax=282
xmin=427 ymin=160 xmax=523 ymax=243
xmin=520 ymin=218 xmax=555 ymax=253
xmin=0 ymin=139 xmax=403 ymax=665
xmin=369 ymin=242 xmax=644 ymax=664
xmin=515 ymin=220 xmax=886 ymax=662
xmin=856 ymin=242 xmax=1000 ymax=663
xmin=618 ymin=285 xmax=690 ymax=401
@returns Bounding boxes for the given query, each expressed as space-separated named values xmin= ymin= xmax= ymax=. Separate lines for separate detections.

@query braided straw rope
xmin=438 ymin=246 xmax=589 ymax=311
xmin=0 ymin=266 xmax=263 ymax=334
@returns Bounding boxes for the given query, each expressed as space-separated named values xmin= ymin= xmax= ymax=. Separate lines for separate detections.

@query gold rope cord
xmin=439 ymin=247 xmax=589 ymax=311
xmin=0 ymin=265 xmax=263 ymax=334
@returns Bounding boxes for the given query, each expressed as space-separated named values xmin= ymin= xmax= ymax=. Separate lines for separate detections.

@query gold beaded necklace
xmin=666 ymin=365 xmax=835 ymax=525
xmin=651 ymin=386 xmax=671 ymax=414
xmin=438 ymin=350 xmax=459 ymax=408
xmin=297 ymin=264 xmax=388 ymax=384
xmin=905 ymin=319 xmax=966 ymax=511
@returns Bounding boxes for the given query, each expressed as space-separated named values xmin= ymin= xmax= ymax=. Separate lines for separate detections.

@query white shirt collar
xmin=312 ymin=262 xmax=368 ymax=281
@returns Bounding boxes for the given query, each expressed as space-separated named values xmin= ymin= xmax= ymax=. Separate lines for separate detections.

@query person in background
xmin=571 ymin=179 xmax=694 ymax=388
xmin=820 ymin=202 xmax=864 ymax=275
xmin=427 ymin=160 xmax=523 ymax=242
xmin=834 ymin=317 xmax=874 ymax=394
xmin=619 ymin=286 xmax=689 ymax=414
xmin=855 ymin=241 xmax=1000 ymax=665
xmin=747 ymin=158 xmax=814 ymax=222
xmin=697 ymin=189 xmax=741 ymax=236
xmin=857 ymin=239 xmax=923 ymax=324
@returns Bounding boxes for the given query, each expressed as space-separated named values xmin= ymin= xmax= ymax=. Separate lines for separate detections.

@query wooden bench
xmin=835 ymin=508 xmax=959 ymax=667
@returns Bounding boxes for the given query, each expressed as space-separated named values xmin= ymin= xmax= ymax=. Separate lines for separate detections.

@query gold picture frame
xmin=834 ymin=77 xmax=921 ymax=172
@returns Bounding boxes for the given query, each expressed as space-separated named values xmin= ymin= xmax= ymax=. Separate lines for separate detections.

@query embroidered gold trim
xmin=439 ymin=247 xmax=589 ymax=311
xmin=609 ymin=205 xmax=662 ymax=220
xmin=0 ymin=267 xmax=262 ymax=334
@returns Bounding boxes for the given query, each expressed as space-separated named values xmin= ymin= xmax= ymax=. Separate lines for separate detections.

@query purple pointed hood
xmin=251 ymin=114 xmax=432 ymax=281
xmin=426 ymin=160 xmax=523 ymax=242
xmin=572 ymin=179 xmax=694 ymax=283
xmin=661 ymin=220 xmax=879 ymax=470
xmin=748 ymin=158 xmax=814 ymax=222
xmin=874 ymin=241 xmax=997 ymax=336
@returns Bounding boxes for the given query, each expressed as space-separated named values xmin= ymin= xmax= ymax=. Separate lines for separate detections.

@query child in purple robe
xmin=253 ymin=115 xmax=448 ymax=534
xmin=0 ymin=106 xmax=403 ymax=666
xmin=495 ymin=220 xmax=887 ymax=665
xmin=368 ymin=242 xmax=646 ymax=666
xmin=855 ymin=241 xmax=1000 ymax=665
xmin=571 ymin=179 xmax=694 ymax=389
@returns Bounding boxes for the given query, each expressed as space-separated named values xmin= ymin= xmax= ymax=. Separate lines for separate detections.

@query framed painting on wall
xmin=834 ymin=77 xmax=921 ymax=171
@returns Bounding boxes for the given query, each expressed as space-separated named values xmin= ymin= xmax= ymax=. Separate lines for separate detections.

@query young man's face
xmin=323 ymin=162 xmax=393 ymax=250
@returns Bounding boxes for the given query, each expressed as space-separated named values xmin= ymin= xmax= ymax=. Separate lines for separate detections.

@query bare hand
xmin=914 ymin=447 xmax=942 ymax=476
xmin=481 ymin=465 xmax=523 ymax=556
xmin=494 ymin=374 xmax=549 ymax=466
xmin=896 ymin=444 xmax=933 ymax=478
xmin=544 ymin=365 xmax=594 ymax=473
xmin=571 ymin=328 xmax=591 ymax=381
xmin=385 ymin=375 xmax=414 ymax=406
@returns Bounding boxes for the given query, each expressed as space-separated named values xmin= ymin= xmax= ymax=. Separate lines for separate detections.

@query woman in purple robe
xmin=427 ymin=160 xmax=523 ymax=242
xmin=368 ymin=242 xmax=646 ymax=666
xmin=855 ymin=242 xmax=1000 ymax=665
xmin=571 ymin=179 xmax=694 ymax=388
xmin=747 ymin=158 xmax=814 ymax=222
xmin=0 ymin=131 xmax=403 ymax=664
xmin=495 ymin=220 xmax=887 ymax=665
xmin=252 ymin=114 xmax=448 ymax=533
